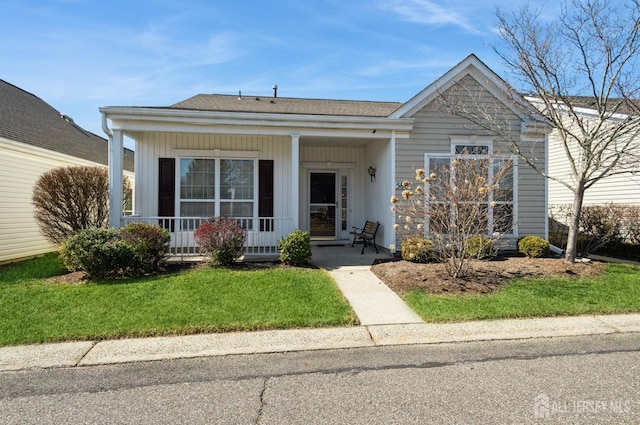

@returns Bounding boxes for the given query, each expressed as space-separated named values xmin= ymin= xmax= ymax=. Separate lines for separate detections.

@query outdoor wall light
xmin=367 ymin=166 xmax=376 ymax=182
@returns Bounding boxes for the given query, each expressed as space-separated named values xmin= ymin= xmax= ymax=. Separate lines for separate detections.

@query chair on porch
xmin=350 ymin=221 xmax=380 ymax=254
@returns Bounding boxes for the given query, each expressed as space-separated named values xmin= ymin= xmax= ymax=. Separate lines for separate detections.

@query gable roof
xmin=171 ymin=94 xmax=402 ymax=117
xmin=389 ymin=54 xmax=544 ymax=122
xmin=0 ymin=79 xmax=133 ymax=171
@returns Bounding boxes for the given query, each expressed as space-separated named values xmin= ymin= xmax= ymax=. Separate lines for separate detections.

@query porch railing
xmin=121 ymin=216 xmax=294 ymax=260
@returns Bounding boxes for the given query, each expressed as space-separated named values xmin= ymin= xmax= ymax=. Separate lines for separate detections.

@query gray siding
xmin=395 ymin=75 xmax=547 ymax=243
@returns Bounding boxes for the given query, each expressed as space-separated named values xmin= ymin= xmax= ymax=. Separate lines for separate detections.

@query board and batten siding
xmin=547 ymin=130 xmax=640 ymax=206
xmin=135 ymin=133 xmax=292 ymax=220
xmin=0 ymin=138 xmax=135 ymax=264
xmin=394 ymin=77 xmax=547 ymax=245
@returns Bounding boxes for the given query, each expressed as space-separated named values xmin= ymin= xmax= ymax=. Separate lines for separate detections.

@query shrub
xmin=32 ymin=166 xmax=131 ymax=245
xmin=464 ymin=235 xmax=494 ymax=259
xmin=401 ymin=237 xmax=435 ymax=263
xmin=518 ymin=235 xmax=550 ymax=258
xmin=278 ymin=230 xmax=312 ymax=266
xmin=579 ymin=204 xmax=624 ymax=253
xmin=60 ymin=228 xmax=140 ymax=280
xmin=120 ymin=223 xmax=170 ymax=273
xmin=194 ymin=217 xmax=246 ymax=266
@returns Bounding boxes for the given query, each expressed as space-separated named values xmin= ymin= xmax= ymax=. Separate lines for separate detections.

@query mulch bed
xmin=371 ymin=256 xmax=605 ymax=296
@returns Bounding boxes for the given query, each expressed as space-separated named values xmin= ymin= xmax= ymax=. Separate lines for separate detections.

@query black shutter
xmin=158 ymin=158 xmax=175 ymax=231
xmin=258 ymin=160 xmax=274 ymax=231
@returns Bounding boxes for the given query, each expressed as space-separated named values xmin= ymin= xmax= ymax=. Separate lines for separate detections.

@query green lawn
xmin=404 ymin=263 xmax=640 ymax=322
xmin=0 ymin=254 xmax=356 ymax=346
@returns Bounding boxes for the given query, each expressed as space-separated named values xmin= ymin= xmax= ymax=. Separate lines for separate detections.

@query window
xmin=179 ymin=157 xmax=256 ymax=225
xmin=424 ymin=141 xmax=516 ymax=236
xmin=180 ymin=158 xmax=216 ymax=217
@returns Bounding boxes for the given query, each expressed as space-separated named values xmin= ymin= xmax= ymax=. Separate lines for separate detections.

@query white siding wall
xmin=135 ymin=133 xmax=291 ymax=219
xmin=0 ymin=138 xmax=135 ymax=264
xmin=548 ymin=130 xmax=640 ymax=206
xmin=364 ymin=139 xmax=394 ymax=249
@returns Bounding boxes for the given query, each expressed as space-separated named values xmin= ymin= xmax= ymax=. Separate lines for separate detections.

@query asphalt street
xmin=1 ymin=333 xmax=638 ymax=424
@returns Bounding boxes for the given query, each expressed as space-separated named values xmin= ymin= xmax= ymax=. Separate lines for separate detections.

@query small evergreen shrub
xmin=278 ymin=230 xmax=311 ymax=266
xmin=464 ymin=235 xmax=494 ymax=259
xmin=61 ymin=228 xmax=140 ymax=280
xmin=194 ymin=217 xmax=246 ymax=266
xmin=401 ymin=237 xmax=435 ymax=263
xmin=120 ymin=223 xmax=170 ymax=273
xmin=518 ymin=235 xmax=550 ymax=258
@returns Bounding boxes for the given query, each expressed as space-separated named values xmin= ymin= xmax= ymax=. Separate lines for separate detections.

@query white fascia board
xmin=110 ymin=119 xmax=411 ymax=139
xmin=100 ymin=107 xmax=414 ymax=133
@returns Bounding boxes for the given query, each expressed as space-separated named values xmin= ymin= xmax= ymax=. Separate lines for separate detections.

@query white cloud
xmin=381 ymin=0 xmax=480 ymax=33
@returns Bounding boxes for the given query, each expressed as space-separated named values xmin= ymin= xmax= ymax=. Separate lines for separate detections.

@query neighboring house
xmin=100 ymin=55 xmax=549 ymax=257
xmin=528 ymin=96 xmax=640 ymax=208
xmin=0 ymin=79 xmax=135 ymax=263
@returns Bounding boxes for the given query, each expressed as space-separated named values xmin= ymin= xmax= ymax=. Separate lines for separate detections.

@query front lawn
xmin=404 ymin=263 xmax=640 ymax=322
xmin=0 ymin=254 xmax=356 ymax=346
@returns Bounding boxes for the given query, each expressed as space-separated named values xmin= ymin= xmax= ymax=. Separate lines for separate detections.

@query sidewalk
xmin=1 ymin=245 xmax=639 ymax=371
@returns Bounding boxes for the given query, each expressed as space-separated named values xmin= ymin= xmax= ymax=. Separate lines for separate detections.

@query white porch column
xmin=291 ymin=133 xmax=300 ymax=230
xmin=389 ymin=131 xmax=397 ymax=253
xmin=108 ymin=129 xmax=124 ymax=228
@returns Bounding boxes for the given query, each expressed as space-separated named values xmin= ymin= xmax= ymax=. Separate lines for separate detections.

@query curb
xmin=1 ymin=314 xmax=639 ymax=372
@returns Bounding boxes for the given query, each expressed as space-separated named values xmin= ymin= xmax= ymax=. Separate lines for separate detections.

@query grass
xmin=0 ymin=254 xmax=356 ymax=346
xmin=404 ymin=263 xmax=640 ymax=322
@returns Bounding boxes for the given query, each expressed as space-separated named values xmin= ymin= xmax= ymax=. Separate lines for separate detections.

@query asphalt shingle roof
xmin=0 ymin=79 xmax=133 ymax=172
xmin=171 ymin=93 xmax=403 ymax=117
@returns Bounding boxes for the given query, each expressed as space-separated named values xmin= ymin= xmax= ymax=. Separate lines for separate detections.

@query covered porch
xmin=101 ymin=101 xmax=412 ymax=259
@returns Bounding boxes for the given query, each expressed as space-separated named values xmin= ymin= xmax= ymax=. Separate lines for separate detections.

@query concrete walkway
xmin=1 ymin=244 xmax=639 ymax=371
xmin=311 ymin=244 xmax=423 ymax=325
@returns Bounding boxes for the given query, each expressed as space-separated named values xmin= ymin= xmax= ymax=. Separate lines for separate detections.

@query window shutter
xmin=258 ymin=160 xmax=274 ymax=231
xmin=158 ymin=158 xmax=175 ymax=231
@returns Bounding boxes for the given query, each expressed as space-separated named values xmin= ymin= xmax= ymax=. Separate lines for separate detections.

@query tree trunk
xmin=564 ymin=184 xmax=585 ymax=264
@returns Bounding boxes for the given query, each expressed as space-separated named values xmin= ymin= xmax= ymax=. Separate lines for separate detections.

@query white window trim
xmin=423 ymin=139 xmax=518 ymax=237
xmin=176 ymin=155 xmax=259 ymax=219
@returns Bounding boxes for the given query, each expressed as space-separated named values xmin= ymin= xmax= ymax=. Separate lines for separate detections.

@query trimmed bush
xmin=401 ymin=237 xmax=435 ymax=263
xmin=464 ymin=235 xmax=494 ymax=259
xmin=278 ymin=230 xmax=312 ymax=266
xmin=32 ymin=165 xmax=131 ymax=245
xmin=194 ymin=217 xmax=247 ymax=266
xmin=120 ymin=223 xmax=170 ymax=273
xmin=518 ymin=235 xmax=550 ymax=258
xmin=61 ymin=228 xmax=140 ymax=280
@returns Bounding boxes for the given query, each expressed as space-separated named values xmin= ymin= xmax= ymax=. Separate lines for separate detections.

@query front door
xmin=309 ymin=172 xmax=337 ymax=239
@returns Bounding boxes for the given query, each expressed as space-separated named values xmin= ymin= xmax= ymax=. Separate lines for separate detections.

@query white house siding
xmin=0 ymin=138 xmax=135 ymax=264
xmin=363 ymin=138 xmax=395 ymax=250
xmin=394 ymin=79 xmax=547 ymax=247
xmin=134 ymin=133 xmax=291 ymax=220
xmin=547 ymin=130 xmax=640 ymax=206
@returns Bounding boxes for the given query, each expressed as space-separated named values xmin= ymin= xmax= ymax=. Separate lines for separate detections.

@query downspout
xmin=101 ymin=112 xmax=113 ymax=139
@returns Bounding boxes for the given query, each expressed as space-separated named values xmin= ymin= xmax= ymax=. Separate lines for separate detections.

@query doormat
xmin=317 ymin=244 xmax=346 ymax=247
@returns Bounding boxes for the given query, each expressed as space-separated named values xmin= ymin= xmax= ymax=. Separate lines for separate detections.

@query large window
xmin=179 ymin=157 xmax=255 ymax=220
xmin=424 ymin=141 xmax=516 ymax=236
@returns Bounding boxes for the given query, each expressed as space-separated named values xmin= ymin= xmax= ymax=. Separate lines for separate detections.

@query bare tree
xmin=392 ymin=153 xmax=514 ymax=278
xmin=441 ymin=0 xmax=640 ymax=263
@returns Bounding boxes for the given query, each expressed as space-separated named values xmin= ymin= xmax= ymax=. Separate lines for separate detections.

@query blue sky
xmin=2 ymin=0 xmax=559 ymax=141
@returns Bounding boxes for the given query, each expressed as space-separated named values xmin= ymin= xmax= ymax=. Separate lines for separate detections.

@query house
xmin=529 ymin=97 xmax=640 ymax=208
xmin=100 ymin=54 xmax=550 ymax=257
xmin=0 ymin=79 xmax=135 ymax=263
